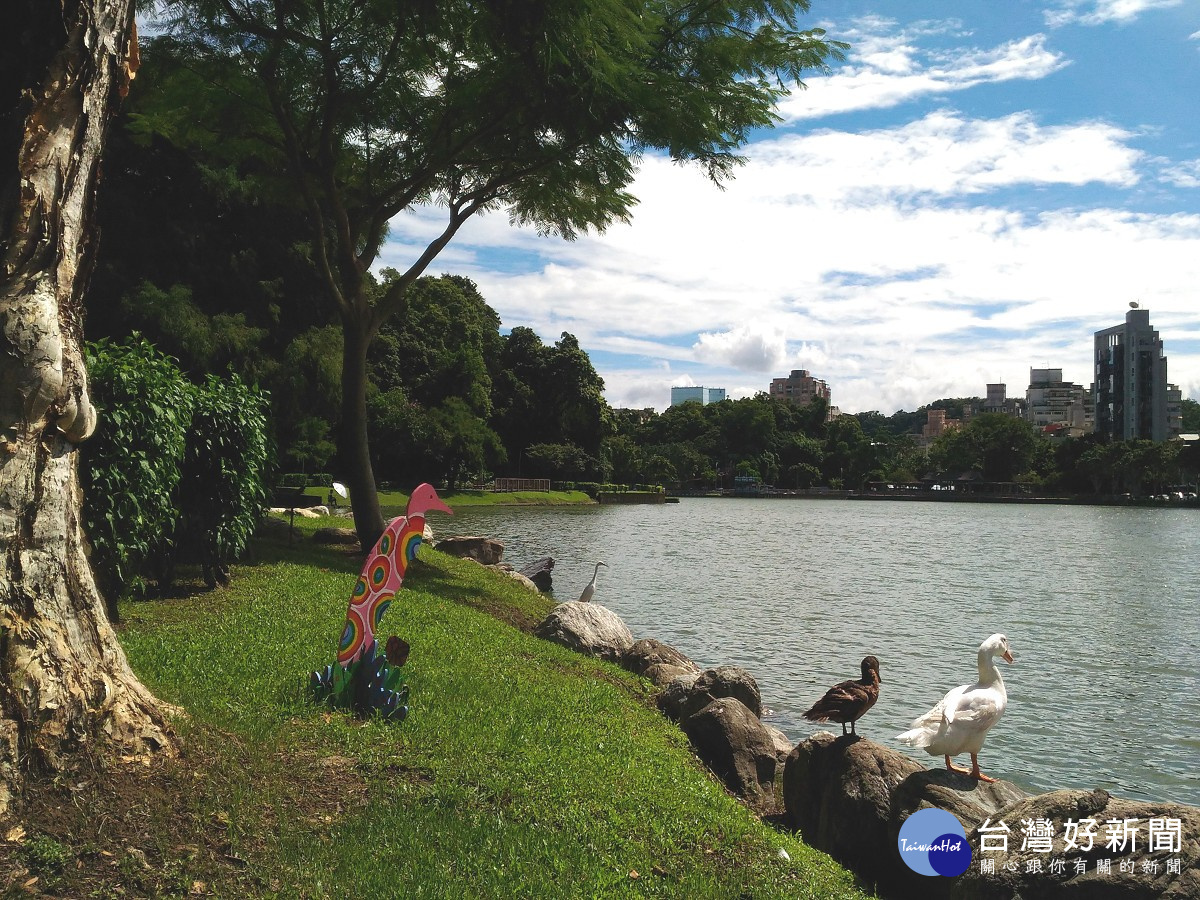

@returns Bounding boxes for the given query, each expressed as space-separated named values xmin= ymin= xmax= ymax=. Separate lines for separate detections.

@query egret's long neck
xmin=977 ymin=650 xmax=1003 ymax=686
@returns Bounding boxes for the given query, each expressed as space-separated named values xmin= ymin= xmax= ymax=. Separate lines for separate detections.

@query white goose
xmin=896 ymin=633 xmax=1014 ymax=782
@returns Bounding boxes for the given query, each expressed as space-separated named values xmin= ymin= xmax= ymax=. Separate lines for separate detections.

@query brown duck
xmin=802 ymin=656 xmax=881 ymax=736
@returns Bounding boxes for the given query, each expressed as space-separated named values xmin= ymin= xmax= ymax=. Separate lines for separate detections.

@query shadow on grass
xmin=406 ymin=562 xmax=553 ymax=633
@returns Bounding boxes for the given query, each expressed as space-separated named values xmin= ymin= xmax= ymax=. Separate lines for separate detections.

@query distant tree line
xmin=609 ymin=396 xmax=1199 ymax=498
xmin=87 ymin=81 xmax=1199 ymax=507
xmin=87 ymin=108 xmax=611 ymax=493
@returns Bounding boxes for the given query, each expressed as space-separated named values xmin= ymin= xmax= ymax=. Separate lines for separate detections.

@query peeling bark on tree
xmin=0 ymin=0 xmax=177 ymax=817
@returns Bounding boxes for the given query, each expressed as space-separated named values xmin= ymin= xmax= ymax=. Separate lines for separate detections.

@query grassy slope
xmin=110 ymin=535 xmax=868 ymax=898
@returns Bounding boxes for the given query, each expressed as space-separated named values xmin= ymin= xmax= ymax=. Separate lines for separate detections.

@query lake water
xmin=431 ymin=498 xmax=1200 ymax=806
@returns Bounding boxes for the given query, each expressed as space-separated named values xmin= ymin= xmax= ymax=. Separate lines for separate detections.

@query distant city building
xmin=1167 ymin=383 xmax=1183 ymax=436
xmin=1025 ymin=368 xmax=1093 ymax=437
xmin=1094 ymin=308 xmax=1170 ymax=442
xmin=670 ymin=386 xmax=726 ymax=407
xmin=982 ymin=383 xmax=1025 ymax=418
xmin=920 ymin=408 xmax=961 ymax=447
xmin=769 ymin=369 xmax=830 ymax=408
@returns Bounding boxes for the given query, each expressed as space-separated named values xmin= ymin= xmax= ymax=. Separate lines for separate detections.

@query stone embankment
xmin=528 ymin=595 xmax=1200 ymax=899
xmin=784 ymin=731 xmax=1199 ymax=899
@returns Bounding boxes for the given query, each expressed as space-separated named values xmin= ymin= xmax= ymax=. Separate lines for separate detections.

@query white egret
xmin=577 ymin=562 xmax=608 ymax=602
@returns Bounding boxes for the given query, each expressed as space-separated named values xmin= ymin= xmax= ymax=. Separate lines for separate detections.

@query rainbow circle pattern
xmin=402 ymin=529 xmax=422 ymax=565
xmin=334 ymin=513 xmax=428 ymax=666
xmin=338 ymin=606 xmax=367 ymax=664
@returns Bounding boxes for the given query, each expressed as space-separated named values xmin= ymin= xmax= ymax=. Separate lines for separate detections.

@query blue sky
xmin=383 ymin=0 xmax=1200 ymax=414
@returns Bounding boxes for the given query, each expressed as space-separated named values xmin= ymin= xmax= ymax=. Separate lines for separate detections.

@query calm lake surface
xmin=433 ymin=498 xmax=1200 ymax=806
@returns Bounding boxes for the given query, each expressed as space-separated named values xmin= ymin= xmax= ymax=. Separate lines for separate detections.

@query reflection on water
xmin=433 ymin=498 xmax=1200 ymax=805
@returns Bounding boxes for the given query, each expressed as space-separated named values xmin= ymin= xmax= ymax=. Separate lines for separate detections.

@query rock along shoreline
xmin=532 ymin=599 xmax=1200 ymax=899
xmin=431 ymin=533 xmax=1199 ymax=899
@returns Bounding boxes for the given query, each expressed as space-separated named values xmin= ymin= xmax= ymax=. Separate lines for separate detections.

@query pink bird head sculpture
xmin=335 ymin=483 xmax=452 ymax=666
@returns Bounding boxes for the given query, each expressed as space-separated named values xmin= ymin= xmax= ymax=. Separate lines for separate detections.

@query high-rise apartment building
xmin=1094 ymin=308 xmax=1169 ymax=442
xmin=670 ymin=386 xmax=726 ymax=407
xmin=982 ymin=383 xmax=1025 ymax=418
xmin=1025 ymin=368 xmax=1093 ymax=435
xmin=768 ymin=369 xmax=830 ymax=408
xmin=1168 ymin=383 xmax=1183 ymax=436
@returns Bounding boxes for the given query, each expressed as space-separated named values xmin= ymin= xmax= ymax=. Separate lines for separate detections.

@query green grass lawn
xmin=102 ymin=536 xmax=870 ymax=898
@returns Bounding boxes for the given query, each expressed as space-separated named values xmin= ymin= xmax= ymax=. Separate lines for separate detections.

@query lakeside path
xmin=0 ymin=524 xmax=869 ymax=898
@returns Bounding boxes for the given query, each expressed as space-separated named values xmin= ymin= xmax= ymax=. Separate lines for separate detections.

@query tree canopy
xmin=140 ymin=0 xmax=846 ymax=547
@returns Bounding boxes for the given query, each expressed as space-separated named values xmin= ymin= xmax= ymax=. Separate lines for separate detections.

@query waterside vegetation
xmin=1 ymin=535 xmax=869 ymax=899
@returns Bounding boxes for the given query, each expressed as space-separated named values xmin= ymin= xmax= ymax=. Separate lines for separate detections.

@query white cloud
xmin=384 ymin=110 xmax=1200 ymax=412
xmin=761 ymin=111 xmax=1142 ymax=201
xmin=1045 ymin=0 xmax=1183 ymax=27
xmin=692 ymin=326 xmax=789 ymax=372
xmin=1160 ymin=159 xmax=1200 ymax=188
xmin=780 ymin=26 xmax=1067 ymax=120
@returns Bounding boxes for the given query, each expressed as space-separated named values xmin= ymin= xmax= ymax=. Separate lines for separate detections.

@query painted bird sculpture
xmin=309 ymin=483 xmax=452 ymax=719
xmin=896 ymin=633 xmax=1014 ymax=782
xmin=802 ymin=656 xmax=881 ymax=736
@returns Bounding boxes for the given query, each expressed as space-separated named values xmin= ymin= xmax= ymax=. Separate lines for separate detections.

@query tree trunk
xmin=340 ymin=315 xmax=385 ymax=550
xmin=0 ymin=0 xmax=177 ymax=817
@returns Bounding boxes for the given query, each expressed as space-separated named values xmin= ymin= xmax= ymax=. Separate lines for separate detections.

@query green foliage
xmin=22 ymin=835 xmax=71 ymax=875
xmin=1181 ymin=398 xmax=1200 ymax=433
xmin=278 ymin=472 xmax=335 ymax=489
xmin=137 ymin=0 xmax=844 ymax=544
xmin=83 ymin=338 xmax=274 ymax=598
xmin=927 ymin=413 xmax=1040 ymax=482
xmin=179 ymin=375 xmax=273 ymax=587
xmin=310 ymin=641 xmax=409 ymax=722
xmin=369 ymin=391 xmax=505 ymax=491
xmin=522 ymin=442 xmax=599 ymax=481
xmin=119 ymin=281 xmax=270 ymax=376
xmin=492 ymin=329 xmax=613 ymax=465
xmin=83 ymin=338 xmax=194 ymax=605
xmin=370 ymin=273 xmax=502 ymax=418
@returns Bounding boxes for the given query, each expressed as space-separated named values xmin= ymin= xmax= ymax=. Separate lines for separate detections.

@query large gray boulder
xmin=783 ymin=733 xmax=1200 ymax=900
xmin=313 ymin=526 xmax=358 ymax=545
xmin=486 ymin=564 xmax=539 ymax=592
xmin=783 ymin=732 xmax=1027 ymax=899
xmin=656 ymin=665 xmax=762 ymax=721
xmin=762 ymin=723 xmax=794 ymax=764
xmin=953 ymin=789 xmax=1200 ymax=900
xmin=681 ymin=698 xmax=778 ymax=811
xmin=656 ymin=673 xmax=700 ymax=720
xmin=533 ymin=601 xmax=633 ymax=662
xmin=435 ymin=535 xmax=504 ymax=565
xmin=257 ymin=516 xmax=292 ymax=539
xmin=621 ymin=638 xmax=701 ymax=687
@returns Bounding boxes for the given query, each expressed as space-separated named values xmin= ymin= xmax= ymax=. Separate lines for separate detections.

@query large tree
xmin=1 ymin=2 xmax=176 ymax=813
xmin=148 ymin=0 xmax=844 ymax=549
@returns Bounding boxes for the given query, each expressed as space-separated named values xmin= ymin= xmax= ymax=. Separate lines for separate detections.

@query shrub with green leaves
xmin=83 ymin=337 xmax=193 ymax=608
xmin=178 ymin=374 xmax=272 ymax=587
xmin=83 ymin=338 xmax=274 ymax=600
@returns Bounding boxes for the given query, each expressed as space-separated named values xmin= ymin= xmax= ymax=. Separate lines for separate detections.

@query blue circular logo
xmin=897 ymin=808 xmax=971 ymax=877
